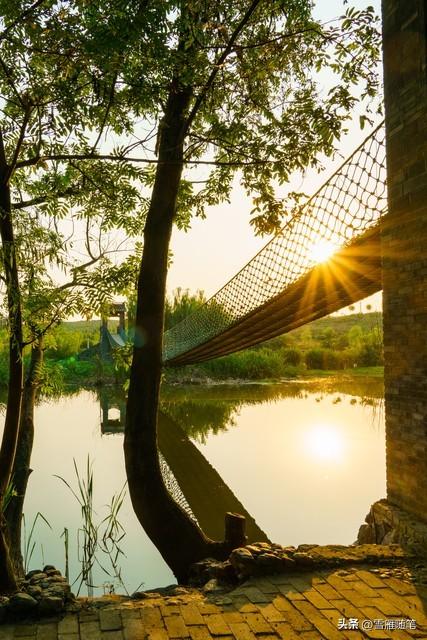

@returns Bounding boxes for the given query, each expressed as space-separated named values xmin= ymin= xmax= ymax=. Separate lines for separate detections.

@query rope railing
xmin=163 ymin=124 xmax=387 ymax=365
xmin=159 ymin=452 xmax=197 ymax=523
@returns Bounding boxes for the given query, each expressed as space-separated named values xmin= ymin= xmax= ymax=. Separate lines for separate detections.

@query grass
xmin=302 ymin=366 xmax=384 ymax=378
xmin=55 ymin=457 xmax=129 ymax=596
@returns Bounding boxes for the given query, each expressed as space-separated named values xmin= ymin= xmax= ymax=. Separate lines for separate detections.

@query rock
xmin=171 ymin=587 xmax=189 ymax=596
xmin=246 ymin=545 xmax=263 ymax=555
xmin=281 ymin=554 xmax=296 ymax=569
xmin=203 ymin=579 xmax=224 ymax=594
xmin=132 ymin=591 xmax=158 ymax=600
xmin=253 ymin=542 xmax=270 ymax=550
xmin=29 ymin=572 xmax=47 ymax=584
xmin=27 ymin=585 xmax=43 ymax=599
xmin=357 ymin=523 xmax=375 ymax=544
xmin=25 ymin=569 xmax=43 ymax=580
xmin=293 ymin=552 xmax=314 ymax=567
xmin=297 ymin=544 xmax=319 ymax=552
xmin=38 ymin=596 xmax=64 ymax=616
xmin=43 ymin=565 xmax=57 ymax=573
xmin=230 ymin=548 xmax=255 ymax=578
xmin=282 ymin=546 xmax=296 ymax=555
xmin=189 ymin=558 xmax=225 ymax=585
xmin=382 ymin=531 xmax=396 ymax=545
xmin=9 ymin=592 xmax=38 ymax=615
xmin=255 ymin=552 xmax=283 ymax=573
xmin=45 ymin=584 xmax=67 ymax=598
xmin=49 ymin=575 xmax=68 ymax=584
xmin=216 ymin=561 xmax=237 ymax=583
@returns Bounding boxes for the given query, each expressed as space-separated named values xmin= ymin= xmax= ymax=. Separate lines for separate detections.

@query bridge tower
xmin=360 ymin=0 xmax=427 ymax=545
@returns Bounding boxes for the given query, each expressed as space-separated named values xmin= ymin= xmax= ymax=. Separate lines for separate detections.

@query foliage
xmin=22 ymin=512 xmax=52 ymax=575
xmin=55 ymin=458 xmax=128 ymax=596
xmin=0 ymin=481 xmax=16 ymax=515
xmin=0 ymin=309 xmax=385 ymax=387
xmin=283 ymin=348 xmax=302 ymax=367
xmin=165 ymin=289 xmax=206 ymax=330
xmin=0 ymin=0 xmax=382 ymax=239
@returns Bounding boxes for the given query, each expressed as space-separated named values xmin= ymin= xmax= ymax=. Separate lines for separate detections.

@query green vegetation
xmin=0 ymin=293 xmax=383 ymax=387
xmin=164 ymin=290 xmax=383 ymax=381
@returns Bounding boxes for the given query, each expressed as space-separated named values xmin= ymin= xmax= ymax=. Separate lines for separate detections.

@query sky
xmin=166 ymin=0 xmax=383 ymax=314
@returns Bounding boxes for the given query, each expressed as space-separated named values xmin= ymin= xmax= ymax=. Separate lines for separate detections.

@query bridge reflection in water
xmin=99 ymin=388 xmax=269 ymax=543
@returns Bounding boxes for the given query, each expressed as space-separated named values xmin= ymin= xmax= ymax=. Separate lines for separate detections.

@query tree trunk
xmin=0 ymin=149 xmax=24 ymax=592
xmin=124 ymin=88 xmax=237 ymax=583
xmin=5 ymin=337 xmax=43 ymax=578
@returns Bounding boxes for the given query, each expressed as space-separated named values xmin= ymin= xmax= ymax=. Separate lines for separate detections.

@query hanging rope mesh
xmin=163 ymin=124 xmax=387 ymax=365
xmin=159 ymin=452 xmax=198 ymax=523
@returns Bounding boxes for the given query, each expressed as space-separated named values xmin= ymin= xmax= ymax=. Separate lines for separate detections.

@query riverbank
xmin=0 ymin=359 xmax=384 ymax=396
xmin=4 ymin=544 xmax=427 ymax=639
xmin=162 ymin=366 xmax=384 ymax=386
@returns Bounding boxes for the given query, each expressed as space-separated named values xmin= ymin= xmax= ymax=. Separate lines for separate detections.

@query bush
xmin=202 ymin=348 xmax=295 ymax=380
xmin=358 ymin=342 xmax=383 ymax=366
xmin=46 ymin=328 xmax=84 ymax=360
xmin=283 ymin=348 xmax=302 ymax=366
xmin=305 ymin=349 xmax=325 ymax=369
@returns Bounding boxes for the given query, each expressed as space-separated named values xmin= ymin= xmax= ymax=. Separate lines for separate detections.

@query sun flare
xmin=308 ymin=238 xmax=338 ymax=264
xmin=305 ymin=424 xmax=345 ymax=462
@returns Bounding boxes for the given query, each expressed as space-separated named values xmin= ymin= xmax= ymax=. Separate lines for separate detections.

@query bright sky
xmin=167 ymin=0 xmax=383 ymax=314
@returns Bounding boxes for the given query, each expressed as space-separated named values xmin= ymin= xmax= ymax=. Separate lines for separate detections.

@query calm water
xmin=6 ymin=377 xmax=385 ymax=595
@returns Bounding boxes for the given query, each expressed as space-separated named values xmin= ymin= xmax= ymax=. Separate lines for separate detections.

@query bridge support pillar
xmin=382 ymin=0 xmax=427 ymax=524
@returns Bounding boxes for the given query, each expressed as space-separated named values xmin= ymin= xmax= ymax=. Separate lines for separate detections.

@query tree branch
xmin=183 ymin=0 xmax=263 ymax=135
xmin=0 ymin=54 xmax=25 ymax=108
xmin=91 ymin=71 xmax=118 ymax=153
xmin=16 ymin=151 xmax=279 ymax=168
xmin=0 ymin=0 xmax=49 ymax=43
xmin=0 ymin=128 xmax=7 ymax=169
xmin=6 ymin=105 xmax=32 ymax=180
xmin=11 ymin=186 xmax=80 ymax=210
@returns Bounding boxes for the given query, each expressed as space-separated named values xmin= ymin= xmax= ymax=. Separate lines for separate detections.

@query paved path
xmin=2 ymin=564 xmax=427 ymax=639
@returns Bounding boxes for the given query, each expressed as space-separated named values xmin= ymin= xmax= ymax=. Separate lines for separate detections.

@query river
xmin=10 ymin=377 xmax=385 ymax=595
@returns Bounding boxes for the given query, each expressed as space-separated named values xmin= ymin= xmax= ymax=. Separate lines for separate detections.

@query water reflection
xmin=96 ymin=386 xmax=269 ymax=543
xmin=1 ymin=376 xmax=385 ymax=593
xmin=157 ymin=411 xmax=269 ymax=543
xmin=161 ymin=377 xmax=384 ymax=442
xmin=99 ymin=387 xmax=126 ymax=434
xmin=304 ymin=424 xmax=346 ymax=462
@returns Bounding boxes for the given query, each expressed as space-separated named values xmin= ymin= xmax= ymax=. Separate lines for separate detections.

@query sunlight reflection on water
xmin=1 ymin=378 xmax=385 ymax=594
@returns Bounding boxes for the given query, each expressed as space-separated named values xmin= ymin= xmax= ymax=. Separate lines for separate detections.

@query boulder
xmin=9 ymin=592 xmax=38 ymax=615
xmin=38 ymin=596 xmax=63 ymax=616
xmin=357 ymin=523 xmax=375 ymax=544
xmin=29 ymin=572 xmax=47 ymax=585
xmin=25 ymin=569 xmax=43 ymax=580
xmin=255 ymin=552 xmax=283 ymax=573
xmin=230 ymin=547 xmax=255 ymax=578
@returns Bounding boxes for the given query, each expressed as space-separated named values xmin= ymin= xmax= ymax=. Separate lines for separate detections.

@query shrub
xmin=305 ymin=349 xmax=325 ymax=369
xmin=283 ymin=348 xmax=302 ymax=366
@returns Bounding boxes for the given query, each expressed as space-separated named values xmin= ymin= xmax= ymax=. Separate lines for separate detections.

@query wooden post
xmin=224 ymin=512 xmax=247 ymax=549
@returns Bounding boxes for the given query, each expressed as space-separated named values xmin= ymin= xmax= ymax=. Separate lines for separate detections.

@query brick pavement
xmin=1 ymin=565 xmax=427 ymax=639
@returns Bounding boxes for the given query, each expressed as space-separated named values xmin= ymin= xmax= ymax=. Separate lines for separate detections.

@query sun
xmin=308 ymin=238 xmax=338 ymax=265
xmin=305 ymin=424 xmax=345 ymax=462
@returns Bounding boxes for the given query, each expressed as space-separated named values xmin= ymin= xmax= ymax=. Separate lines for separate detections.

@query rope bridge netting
xmin=163 ymin=123 xmax=387 ymax=366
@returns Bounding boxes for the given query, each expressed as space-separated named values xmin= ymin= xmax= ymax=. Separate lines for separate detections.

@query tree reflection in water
xmin=160 ymin=377 xmax=384 ymax=442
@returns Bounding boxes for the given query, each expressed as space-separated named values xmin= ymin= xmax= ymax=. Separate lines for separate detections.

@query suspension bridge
xmin=163 ymin=124 xmax=386 ymax=366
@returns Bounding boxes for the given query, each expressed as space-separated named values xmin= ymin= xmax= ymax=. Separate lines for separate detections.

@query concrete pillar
xmin=382 ymin=0 xmax=427 ymax=522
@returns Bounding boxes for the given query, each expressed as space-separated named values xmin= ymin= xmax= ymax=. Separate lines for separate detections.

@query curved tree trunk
xmin=5 ymin=337 xmax=43 ymax=578
xmin=124 ymin=88 xmax=241 ymax=583
xmin=0 ymin=158 xmax=24 ymax=593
